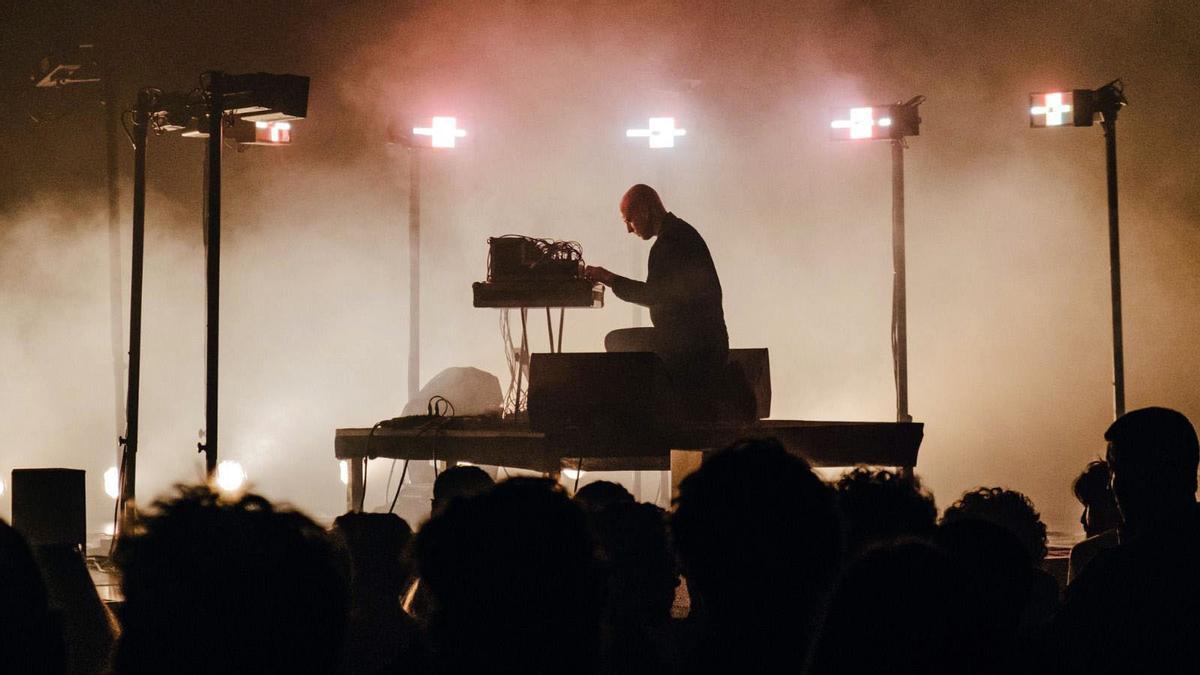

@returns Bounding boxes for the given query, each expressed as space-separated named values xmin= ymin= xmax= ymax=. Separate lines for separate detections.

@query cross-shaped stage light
xmin=1030 ymin=92 xmax=1073 ymax=128
xmin=830 ymin=107 xmax=893 ymax=140
xmin=413 ymin=116 xmax=467 ymax=148
xmin=626 ymin=117 xmax=687 ymax=148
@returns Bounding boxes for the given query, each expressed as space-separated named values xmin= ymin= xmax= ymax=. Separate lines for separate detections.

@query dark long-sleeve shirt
xmin=610 ymin=212 xmax=728 ymax=350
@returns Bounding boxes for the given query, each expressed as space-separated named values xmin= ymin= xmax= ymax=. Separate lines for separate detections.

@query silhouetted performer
xmin=1045 ymin=407 xmax=1200 ymax=675
xmin=585 ymin=184 xmax=728 ymax=386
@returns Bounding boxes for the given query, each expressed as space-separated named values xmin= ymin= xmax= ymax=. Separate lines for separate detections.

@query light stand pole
xmin=1101 ymin=104 xmax=1125 ymax=418
xmin=116 ymin=90 xmax=152 ymax=536
xmin=830 ymin=97 xmax=923 ymax=425
xmin=406 ymin=116 xmax=466 ymax=402
xmin=1029 ymin=81 xmax=1127 ymax=418
xmin=200 ymin=73 xmax=224 ymax=476
xmin=891 ymin=139 xmax=911 ymax=423
xmin=408 ymin=146 xmax=421 ymax=403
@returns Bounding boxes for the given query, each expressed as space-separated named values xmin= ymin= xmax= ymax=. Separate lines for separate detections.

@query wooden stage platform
xmin=335 ymin=418 xmax=923 ymax=511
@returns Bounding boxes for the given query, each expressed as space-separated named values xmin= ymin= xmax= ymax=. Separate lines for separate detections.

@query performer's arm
xmin=608 ymin=274 xmax=652 ymax=307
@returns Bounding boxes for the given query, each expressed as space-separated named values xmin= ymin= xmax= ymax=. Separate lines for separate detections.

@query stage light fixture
xmin=1029 ymin=84 xmax=1120 ymax=128
xmin=214 ymin=460 xmax=247 ymax=494
xmin=829 ymin=99 xmax=921 ymax=141
xmin=1028 ymin=80 xmax=1129 ymax=417
xmin=104 ymin=466 xmax=119 ymax=499
xmin=219 ymin=72 xmax=310 ymax=122
xmin=32 ymin=43 xmax=100 ymax=88
xmin=626 ymin=117 xmax=686 ymax=148
xmin=412 ymin=116 xmax=467 ymax=148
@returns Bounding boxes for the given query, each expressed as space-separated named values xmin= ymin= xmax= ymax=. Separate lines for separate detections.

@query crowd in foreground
xmin=3 ymin=405 xmax=1199 ymax=674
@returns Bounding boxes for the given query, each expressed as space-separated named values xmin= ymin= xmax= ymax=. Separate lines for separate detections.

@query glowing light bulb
xmin=413 ymin=116 xmax=466 ymax=148
xmin=626 ymin=117 xmax=687 ymax=148
xmin=1030 ymin=92 xmax=1073 ymax=127
xmin=104 ymin=466 xmax=119 ymax=499
xmin=214 ymin=461 xmax=247 ymax=494
xmin=830 ymin=107 xmax=879 ymax=139
xmin=562 ymin=467 xmax=585 ymax=481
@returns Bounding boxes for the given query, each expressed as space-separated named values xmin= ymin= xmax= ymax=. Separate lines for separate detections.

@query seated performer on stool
xmin=584 ymin=184 xmax=729 ymax=390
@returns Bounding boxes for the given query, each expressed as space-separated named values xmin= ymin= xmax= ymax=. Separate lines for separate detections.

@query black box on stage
xmin=528 ymin=352 xmax=676 ymax=435
xmin=11 ymin=468 xmax=86 ymax=548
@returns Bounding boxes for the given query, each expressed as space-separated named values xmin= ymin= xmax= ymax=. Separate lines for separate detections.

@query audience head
xmin=1072 ymin=460 xmax=1121 ymax=537
xmin=113 ymin=486 xmax=348 ymax=675
xmin=835 ymin=467 xmax=937 ymax=554
xmin=573 ymin=479 xmax=634 ymax=513
xmin=0 ymin=519 xmax=64 ymax=675
xmin=670 ymin=438 xmax=842 ymax=627
xmin=592 ymin=501 xmax=676 ymax=616
xmin=942 ymin=487 xmax=1048 ymax=565
xmin=415 ymin=477 xmax=600 ymax=672
xmin=431 ymin=464 xmax=494 ymax=515
xmin=934 ymin=518 xmax=1035 ymax=640
xmin=807 ymin=539 xmax=986 ymax=675
xmin=332 ymin=512 xmax=413 ymax=602
xmin=1104 ymin=406 xmax=1199 ymax=533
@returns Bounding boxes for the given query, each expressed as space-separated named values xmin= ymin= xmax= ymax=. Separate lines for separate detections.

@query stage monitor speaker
xmin=11 ymin=468 xmax=86 ymax=549
xmin=528 ymin=352 xmax=675 ymax=435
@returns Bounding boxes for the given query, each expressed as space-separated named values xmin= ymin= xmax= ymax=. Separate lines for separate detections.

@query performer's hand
xmin=583 ymin=265 xmax=615 ymax=286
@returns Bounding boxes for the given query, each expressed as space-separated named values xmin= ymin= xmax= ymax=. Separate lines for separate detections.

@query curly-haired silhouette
xmin=670 ymin=438 xmax=842 ymax=673
xmin=113 ymin=486 xmax=349 ymax=675
xmin=1048 ymin=407 xmax=1200 ymax=674
xmin=835 ymin=466 xmax=937 ymax=555
xmin=1068 ymin=460 xmax=1121 ymax=583
xmin=942 ymin=486 xmax=1049 ymax=566
xmin=333 ymin=512 xmax=430 ymax=675
xmin=1072 ymin=460 xmax=1120 ymax=538
xmin=415 ymin=477 xmax=601 ymax=674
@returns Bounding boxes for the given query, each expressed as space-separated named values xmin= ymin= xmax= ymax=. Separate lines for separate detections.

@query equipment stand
xmin=116 ymin=92 xmax=152 ymax=537
xmin=1102 ymin=115 xmax=1125 ymax=418
xmin=200 ymin=74 xmax=223 ymax=476
xmin=891 ymin=140 xmax=911 ymax=424
xmin=408 ymin=147 xmax=422 ymax=402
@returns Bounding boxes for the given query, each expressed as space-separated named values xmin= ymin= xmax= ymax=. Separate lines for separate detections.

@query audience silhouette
xmin=430 ymin=465 xmax=494 ymax=516
xmin=835 ymin=466 xmax=937 ymax=556
xmin=573 ymin=479 xmax=635 ymax=513
xmin=589 ymin=501 xmax=677 ymax=674
xmin=15 ymin=407 xmax=1199 ymax=674
xmin=1067 ymin=459 xmax=1121 ymax=582
xmin=670 ymin=438 xmax=842 ymax=673
xmin=333 ymin=512 xmax=430 ymax=675
xmin=112 ymin=486 xmax=349 ymax=675
xmin=806 ymin=539 xmax=992 ymax=675
xmin=414 ymin=477 xmax=601 ymax=674
xmin=1047 ymin=406 xmax=1200 ymax=674
xmin=0 ymin=518 xmax=65 ymax=675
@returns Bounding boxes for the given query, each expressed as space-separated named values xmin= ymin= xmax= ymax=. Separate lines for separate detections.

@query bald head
xmin=620 ymin=184 xmax=667 ymax=240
